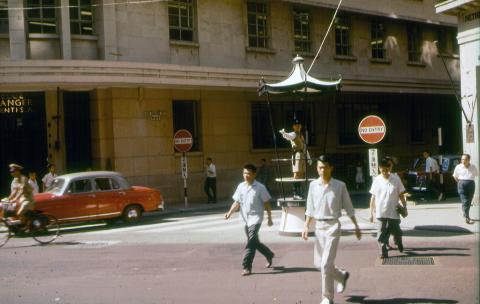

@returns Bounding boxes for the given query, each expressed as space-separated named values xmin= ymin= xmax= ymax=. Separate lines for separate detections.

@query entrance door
xmin=0 ymin=92 xmax=47 ymax=195
xmin=63 ymin=91 xmax=92 ymax=173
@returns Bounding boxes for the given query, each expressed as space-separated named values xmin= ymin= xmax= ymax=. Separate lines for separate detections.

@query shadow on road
xmin=253 ymin=266 xmax=318 ymax=275
xmin=346 ymin=295 xmax=458 ymax=303
xmin=402 ymin=226 xmax=473 ymax=237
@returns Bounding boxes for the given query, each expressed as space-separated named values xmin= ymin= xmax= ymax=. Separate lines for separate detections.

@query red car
xmin=35 ymin=171 xmax=164 ymax=224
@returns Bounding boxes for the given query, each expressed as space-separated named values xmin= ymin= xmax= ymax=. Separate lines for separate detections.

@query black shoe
xmin=397 ymin=242 xmax=404 ymax=253
xmin=266 ymin=253 xmax=274 ymax=268
xmin=381 ymin=245 xmax=388 ymax=259
xmin=466 ymin=218 xmax=474 ymax=224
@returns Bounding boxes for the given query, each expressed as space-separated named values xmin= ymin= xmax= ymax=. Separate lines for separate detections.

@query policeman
xmin=7 ymin=163 xmax=35 ymax=225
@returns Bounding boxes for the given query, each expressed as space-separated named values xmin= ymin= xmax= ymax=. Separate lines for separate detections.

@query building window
xmin=410 ymin=99 xmax=425 ymax=143
xmin=168 ymin=0 xmax=196 ymax=42
xmin=69 ymin=0 xmax=94 ymax=35
xmin=407 ymin=24 xmax=421 ymax=62
xmin=335 ymin=15 xmax=351 ymax=56
xmin=0 ymin=1 xmax=8 ymax=34
xmin=293 ymin=9 xmax=310 ymax=53
xmin=251 ymin=101 xmax=314 ymax=149
xmin=437 ymin=27 xmax=458 ymax=56
xmin=371 ymin=20 xmax=385 ymax=59
xmin=26 ymin=0 xmax=57 ymax=34
xmin=172 ymin=100 xmax=200 ymax=151
xmin=247 ymin=1 xmax=268 ymax=48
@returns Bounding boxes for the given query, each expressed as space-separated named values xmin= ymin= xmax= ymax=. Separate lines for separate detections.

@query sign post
xmin=174 ymin=129 xmax=193 ymax=208
xmin=358 ymin=115 xmax=386 ymax=177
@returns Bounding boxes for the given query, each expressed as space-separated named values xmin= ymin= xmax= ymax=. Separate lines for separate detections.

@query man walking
xmin=204 ymin=157 xmax=217 ymax=203
xmin=453 ymin=154 xmax=478 ymax=224
xmin=302 ymin=155 xmax=361 ymax=304
xmin=225 ymin=164 xmax=274 ymax=276
xmin=369 ymin=158 xmax=408 ymax=258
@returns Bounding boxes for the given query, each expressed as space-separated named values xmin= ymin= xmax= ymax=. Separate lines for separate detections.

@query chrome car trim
xmin=60 ymin=212 xmax=122 ymax=221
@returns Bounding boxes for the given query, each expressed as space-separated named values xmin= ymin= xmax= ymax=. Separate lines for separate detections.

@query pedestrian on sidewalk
xmin=28 ymin=171 xmax=39 ymax=195
xmin=302 ymin=155 xmax=361 ymax=304
xmin=423 ymin=150 xmax=441 ymax=200
xmin=204 ymin=157 xmax=217 ymax=203
xmin=453 ymin=153 xmax=478 ymax=225
xmin=369 ymin=158 xmax=408 ymax=259
xmin=224 ymin=164 xmax=274 ymax=276
xmin=41 ymin=163 xmax=57 ymax=192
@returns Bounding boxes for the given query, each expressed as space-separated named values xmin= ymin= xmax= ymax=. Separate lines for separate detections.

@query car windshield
xmin=45 ymin=178 xmax=65 ymax=194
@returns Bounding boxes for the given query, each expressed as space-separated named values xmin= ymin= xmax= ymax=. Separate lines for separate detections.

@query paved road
xmin=0 ymin=209 xmax=477 ymax=304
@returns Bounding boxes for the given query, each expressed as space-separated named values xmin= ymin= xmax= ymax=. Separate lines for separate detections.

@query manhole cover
xmin=382 ymin=256 xmax=435 ymax=265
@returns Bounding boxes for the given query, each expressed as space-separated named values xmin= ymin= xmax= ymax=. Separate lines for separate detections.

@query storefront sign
xmin=0 ymin=95 xmax=33 ymax=114
xmin=464 ymin=11 xmax=480 ymax=23
xmin=369 ymin=148 xmax=378 ymax=177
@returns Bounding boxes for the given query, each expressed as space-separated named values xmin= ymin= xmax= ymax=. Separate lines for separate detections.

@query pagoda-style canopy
xmin=259 ymin=55 xmax=341 ymax=95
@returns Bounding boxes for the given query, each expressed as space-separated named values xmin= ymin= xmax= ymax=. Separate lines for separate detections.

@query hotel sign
xmin=0 ymin=95 xmax=34 ymax=114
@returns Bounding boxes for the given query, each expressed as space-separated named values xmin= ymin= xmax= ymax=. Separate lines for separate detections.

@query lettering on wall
xmin=464 ymin=11 xmax=480 ymax=23
xmin=144 ymin=110 xmax=167 ymax=121
xmin=0 ymin=95 xmax=34 ymax=114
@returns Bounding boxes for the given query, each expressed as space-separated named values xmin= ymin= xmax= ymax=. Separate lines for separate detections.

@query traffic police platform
xmin=275 ymin=177 xmax=315 ymax=236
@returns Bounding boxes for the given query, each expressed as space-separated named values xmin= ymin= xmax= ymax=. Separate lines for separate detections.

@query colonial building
xmin=0 ymin=0 xmax=461 ymax=203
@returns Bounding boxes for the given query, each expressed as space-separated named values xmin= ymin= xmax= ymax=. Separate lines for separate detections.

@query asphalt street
xmin=0 ymin=200 xmax=477 ymax=304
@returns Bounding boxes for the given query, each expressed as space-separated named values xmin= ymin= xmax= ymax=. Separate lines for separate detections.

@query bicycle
xmin=0 ymin=203 xmax=60 ymax=248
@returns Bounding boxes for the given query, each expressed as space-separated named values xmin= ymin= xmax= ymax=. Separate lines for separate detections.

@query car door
xmin=55 ymin=178 xmax=98 ymax=221
xmin=94 ymin=177 xmax=123 ymax=218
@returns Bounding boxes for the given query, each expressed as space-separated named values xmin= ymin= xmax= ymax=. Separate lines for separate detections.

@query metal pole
xmin=182 ymin=152 xmax=188 ymax=208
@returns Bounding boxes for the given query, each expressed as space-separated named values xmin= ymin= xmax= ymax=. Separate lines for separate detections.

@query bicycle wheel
xmin=30 ymin=214 xmax=59 ymax=245
xmin=0 ymin=220 xmax=11 ymax=247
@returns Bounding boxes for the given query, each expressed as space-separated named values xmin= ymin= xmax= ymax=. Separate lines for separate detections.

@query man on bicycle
xmin=7 ymin=163 xmax=35 ymax=226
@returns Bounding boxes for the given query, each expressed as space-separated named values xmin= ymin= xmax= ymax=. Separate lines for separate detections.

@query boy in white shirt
xmin=42 ymin=164 xmax=57 ymax=192
xmin=369 ymin=158 xmax=408 ymax=258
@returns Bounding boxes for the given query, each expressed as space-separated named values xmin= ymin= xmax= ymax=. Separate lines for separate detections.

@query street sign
xmin=174 ymin=129 xmax=193 ymax=152
xmin=181 ymin=154 xmax=188 ymax=179
xmin=369 ymin=148 xmax=378 ymax=177
xmin=358 ymin=115 xmax=386 ymax=144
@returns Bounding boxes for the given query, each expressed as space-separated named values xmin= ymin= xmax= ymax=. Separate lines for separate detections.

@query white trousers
xmin=314 ymin=219 xmax=344 ymax=301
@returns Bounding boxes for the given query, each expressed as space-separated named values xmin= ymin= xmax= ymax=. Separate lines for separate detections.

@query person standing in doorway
xmin=369 ymin=158 xmax=408 ymax=259
xmin=42 ymin=163 xmax=57 ymax=192
xmin=302 ymin=155 xmax=361 ymax=304
xmin=224 ymin=164 xmax=274 ymax=276
xmin=423 ymin=151 xmax=441 ymax=200
xmin=453 ymin=154 xmax=478 ymax=224
xmin=28 ymin=171 xmax=39 ymax=195
xmin=204 ymin=157 xmax=217 ymax=203
xmin=355 ymin=161 xmax=365 ymax=190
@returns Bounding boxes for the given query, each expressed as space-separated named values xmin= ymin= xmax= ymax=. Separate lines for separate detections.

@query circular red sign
xmin=358 ymin=115 xmax=386 ymax=144
xmin=174 ymin=129 xmax=193 ymax=152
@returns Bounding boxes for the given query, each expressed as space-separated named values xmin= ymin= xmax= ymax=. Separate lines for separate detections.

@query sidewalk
xmin=160 ymin=196 xmax=479 ymax=234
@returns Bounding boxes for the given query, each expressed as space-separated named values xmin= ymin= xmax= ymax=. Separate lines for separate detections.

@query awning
xmin=258 ymin=55 xmax=342 ymax=95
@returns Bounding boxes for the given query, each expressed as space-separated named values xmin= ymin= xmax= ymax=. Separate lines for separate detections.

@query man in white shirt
xmin=302 ymin=155 xmax=361 ymax=304
xmin=225 ymin=164 xmax=274 ymax=276
xmin=28 ymin=171 xmax=39 ymax=195
xmin=204 ymin=157 xmax=217 ymax=203
xmin=41 ymin=163 xmax=57 ymax=192
xmin=423 ymin=151 xmax=441 ymax=200
xmin=369 ymin=158 xmax=408 ymax=259
xmin=453 ymin=153 xmax=478 ymax=224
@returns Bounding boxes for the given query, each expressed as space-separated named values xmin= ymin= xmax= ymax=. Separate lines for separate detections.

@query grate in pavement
xmin=381 ymin=256 xmax=435 ymax=266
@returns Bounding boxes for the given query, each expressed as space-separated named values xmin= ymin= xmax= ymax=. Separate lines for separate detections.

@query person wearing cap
xmin=279 ymin=118 xmax=312 ymax=199
xmin=302 ymin=155 xmax=361 ymax=304
xmin=7 ymin=164 xmax=35 ymax=224
xmin=42 ymin=164 xmax=57 ymax=192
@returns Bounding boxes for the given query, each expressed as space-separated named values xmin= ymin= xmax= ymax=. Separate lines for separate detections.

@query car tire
xmin=122 ymin=205 xmax=143 ymax=224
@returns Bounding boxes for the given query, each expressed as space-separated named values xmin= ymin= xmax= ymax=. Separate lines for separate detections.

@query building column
xmin=60 ymin=0 xmax=72 ymax=59
xmin=8 ymin=0 xmax=26 ymax=59
xmin=458 ymin=26 xmax=480 ymax=204
xmin=98 ymin=0 xmax=118 ymax=60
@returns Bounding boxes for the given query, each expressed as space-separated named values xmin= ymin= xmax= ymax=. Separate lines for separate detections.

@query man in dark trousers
xmin=225 ymin=164 xmax=274 ymax=276
xmin=204 ymin=157 xmax=217 ymax=203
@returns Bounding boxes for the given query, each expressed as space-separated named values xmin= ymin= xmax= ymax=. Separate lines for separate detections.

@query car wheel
xmin=122 ymin=205 xmax=143 ymax=224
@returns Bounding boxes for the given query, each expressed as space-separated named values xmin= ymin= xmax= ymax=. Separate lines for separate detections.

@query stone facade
xmin=0 ymin=0 xmax=464 ymax=203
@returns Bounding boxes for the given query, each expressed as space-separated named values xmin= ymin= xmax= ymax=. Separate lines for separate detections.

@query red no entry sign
xmin=358 ymin=115 xmax=386 ymax=144
xmin=174 ymin=129 xmax=193 ymax=152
